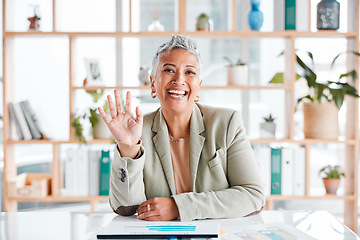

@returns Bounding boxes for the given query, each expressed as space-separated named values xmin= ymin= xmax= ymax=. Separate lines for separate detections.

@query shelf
xmin=249 ymin=138 xmax=357 ymax=145
xmin=7 ymin=138 xmax=356 ymax=145
xmin=4 ymin=31 xmax=357 ymax=39
xmin=6 ymin=139 xmax=114 ymax=144
xmin=74 ymin=85 xmax=291 ymax=91
xmin=8 ymin=196 xmax=109 ymax=202
xmin=267 ymin=194 xmax=356 ymax=201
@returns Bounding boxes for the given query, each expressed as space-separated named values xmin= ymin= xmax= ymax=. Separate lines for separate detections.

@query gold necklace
xmin=168 ymin=132 xmax=179 ymax=144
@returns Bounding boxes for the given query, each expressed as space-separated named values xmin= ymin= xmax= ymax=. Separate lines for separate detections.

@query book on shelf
xmin=285 ymin=0 xmax=296 ymax=30
xmin=61 ymin=146 xmax=112 ymax=197
xmin=8 ymin=100 xmax=48 ymax=140
xmin=253 ymin=145 xmax=271 ymax=196
xmin=9 ymin=102 xmax=32 ymax=140
xmin=254 ymin=145 xmax=306 ymax=196
xmin=281 ymin=147 xmax=294 ymax=196
xmin=296 ymin=0 xmax=309 ymax=32
xmin=100 ymin=150 xmax=112 ymax=196
xmin=274 ymin=0 xmax=285 ymax=31
xmin=270 ymin=148 xmax=282 ymax=195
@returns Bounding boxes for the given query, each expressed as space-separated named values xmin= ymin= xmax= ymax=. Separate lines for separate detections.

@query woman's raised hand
xmin=98 ymin=90 xmax=143 ymax=146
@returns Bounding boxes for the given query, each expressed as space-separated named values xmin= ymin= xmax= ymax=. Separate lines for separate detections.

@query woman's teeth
xmin=168 ymin=90 xmax=186 ymax=96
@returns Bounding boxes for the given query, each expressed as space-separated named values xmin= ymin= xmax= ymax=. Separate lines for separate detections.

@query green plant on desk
xmin=319 ymin=164 xmax=345 ymax=179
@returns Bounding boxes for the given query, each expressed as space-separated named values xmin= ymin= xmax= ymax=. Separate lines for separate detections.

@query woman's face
xmin=151 ymin=49 xmax=202 ymax=115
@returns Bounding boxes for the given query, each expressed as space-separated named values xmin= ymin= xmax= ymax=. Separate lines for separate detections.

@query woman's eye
xmin=186 ymin=70 xmax=196 ymax=75
xmin=164 ymin=69 xmax=175 ymax=73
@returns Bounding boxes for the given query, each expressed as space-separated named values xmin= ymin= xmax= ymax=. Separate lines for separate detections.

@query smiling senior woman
xmin=98 ymin=34 xmax=265 ymax=222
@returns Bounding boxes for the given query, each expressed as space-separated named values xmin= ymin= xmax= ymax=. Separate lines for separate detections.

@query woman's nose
xmin=172 ymin=72 xmax=185 ymax=85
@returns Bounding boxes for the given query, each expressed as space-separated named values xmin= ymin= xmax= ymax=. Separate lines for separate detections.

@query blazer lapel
xmin=152 ymin=110 xmax=177 ymax=195
xmin=190 ymin=104 xmax=206 ymax=190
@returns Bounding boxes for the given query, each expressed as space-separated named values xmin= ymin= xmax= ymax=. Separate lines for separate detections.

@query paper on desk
xmin=96 ymin=215 xmax=219 ymax=239
xmin=218 ymin=222 xmax=317 ymax=240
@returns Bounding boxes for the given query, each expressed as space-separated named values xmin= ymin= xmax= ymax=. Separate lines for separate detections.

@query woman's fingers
xmin=98 ymin=107 xmax=111 ymax=124
xmin=125 ymin=91 xmax=132 ymax=114
xmin=135 ymin=106 xmax=143 ymax=124
xmin=107 ymin=95 xmax=117 ymax=118
xmin=114 ymin=89 xmax=123 ymax=115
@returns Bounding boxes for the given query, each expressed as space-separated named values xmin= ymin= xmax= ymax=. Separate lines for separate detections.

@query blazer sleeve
xmin=109 ymin=145 xmax=147 ymax=215
xmin=172 ymin=111 xmax=265 ymax=221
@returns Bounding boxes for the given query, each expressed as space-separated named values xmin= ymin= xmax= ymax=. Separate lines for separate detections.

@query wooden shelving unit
xmin=2 ymin=0 xmax=359 ymax=232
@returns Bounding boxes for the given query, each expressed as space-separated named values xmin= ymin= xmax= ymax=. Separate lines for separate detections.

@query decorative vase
xmin=148 ymin=19 xmax=165 ymax=32
xmin=248 ymin=0 xmax=263 ymax=30
xmin=303 ymin=102 xmax=338 ymax=139
xmin=322 ymin=178 xmax=340 ymax=194
xmin=317 ymin=0 xmax=340 ymax=30
xmin=260 ymin=122 xmax=276 ymax=139
xmin=196 ymin=13 xmax=213 ymax=32
xmin=227 ymin=65 xmax=248 ymax=86
xmin=93 ymin=115 xmax=113 ymax=139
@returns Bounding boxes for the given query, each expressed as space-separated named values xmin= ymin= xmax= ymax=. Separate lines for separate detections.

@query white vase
xmin=227 ymin=65 xmax=248 ymax=86
xmin=260 ymin=122 xmax=276 ymax=139
xmin=93 ymin=115 xmax=113 ymax=139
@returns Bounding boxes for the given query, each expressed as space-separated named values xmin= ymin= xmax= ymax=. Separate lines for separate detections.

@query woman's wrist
xmin=117 ymin=140 xmax=142 ymax=159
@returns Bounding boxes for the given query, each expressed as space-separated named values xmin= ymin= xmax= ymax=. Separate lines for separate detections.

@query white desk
xmin=0 ymin=210 xmax=358 ymax=239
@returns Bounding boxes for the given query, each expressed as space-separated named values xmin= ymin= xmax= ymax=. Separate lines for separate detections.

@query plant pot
xmin=260 ymin=122 xmax=276 ymax=139
xmin=196 ymin=15 xmax=213 ymax=32
xmin=303 ymin=102 xmax=338 ymax=139
xmin=322 ymin=178 xmax=340 ymax=194
xmin=227 ymin=65 xmax=248 ymax=86
xmin=93 ymin=115 xmax=113 ymax=139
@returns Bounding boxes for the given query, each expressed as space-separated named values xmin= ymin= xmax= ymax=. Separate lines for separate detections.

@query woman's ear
xmin=150 ymin=76 xmax=155 ymax=89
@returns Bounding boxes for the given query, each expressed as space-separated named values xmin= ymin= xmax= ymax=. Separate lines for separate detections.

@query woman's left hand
xmin=136 ymin=197 xmax=179 ymax=221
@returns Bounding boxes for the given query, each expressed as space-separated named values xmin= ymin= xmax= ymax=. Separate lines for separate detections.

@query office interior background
xmin=1 ymin=0 xmax=360 ymax=233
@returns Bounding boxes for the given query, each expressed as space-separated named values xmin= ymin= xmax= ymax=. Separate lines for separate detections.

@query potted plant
xmin=319 ymin=164 xmax=345 ymax=194
xmin=270 ymin=50 xmax=360 ymax=139
xmin=196 ymin=13 xmax=213 ymax=32
xmin=260 ymin=113 xmax=276 ymax=139
xmin=224 ymin=56 xmax=248 ymax=86
xmin=71 ymin=89 xmax=112 ymax=143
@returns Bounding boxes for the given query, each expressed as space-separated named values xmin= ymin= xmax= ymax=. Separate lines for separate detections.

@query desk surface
xmin=0 ymin=210 xmax=358 ymax=240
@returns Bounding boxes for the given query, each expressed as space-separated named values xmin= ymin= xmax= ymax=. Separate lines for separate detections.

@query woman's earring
xmin=151 ymin=91 xmax=157 ymax=98
xmin=194 ymin=95 xmax=200 ymax=102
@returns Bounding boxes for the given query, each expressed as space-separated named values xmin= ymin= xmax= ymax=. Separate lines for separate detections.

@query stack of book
xmin=253 ymin=145 xmax=306 ymax=196
xmin=274 ymin=0 xmax=309 ymax=31
xmin=61 ymin=146 xmax=113 ymax=197
xmin=8 ymin=100 xmax=48 ymax=140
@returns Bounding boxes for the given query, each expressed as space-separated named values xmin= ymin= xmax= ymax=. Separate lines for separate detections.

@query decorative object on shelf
xmin=196 ymin=13 xmax=213 ymax=32
xmin=27 ymin=4 xmax=41 ymax=31
xmin=317 ymin=0 xmax=340 ymax=30
xmin=71 ymin=89 xmax=113 ymax=143
xmin=8 ymin=173 xmax=52 ymax=198
xmin=260 ymin=114 xmax=276 ymax=139
xmin=224 ymin=56 xmax=248 ymax=86
xmin=84 ymin=58 xmax=103 ymax=86
xmin=270 ymin=50 xmax=360 ymax=139
xmin=248 ymin=0 xmax=264 ymax=30
xmin=319 ymin=164 xmax=344 ymax=194
xmin=147 ymin=7 xmax=165 ymax=32
xmin=138 ymin=66 xmax=150 ymax=86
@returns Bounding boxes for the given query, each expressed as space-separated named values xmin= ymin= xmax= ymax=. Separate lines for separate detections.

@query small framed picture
xmin=84 ymin=58 xmax=103 ymax=86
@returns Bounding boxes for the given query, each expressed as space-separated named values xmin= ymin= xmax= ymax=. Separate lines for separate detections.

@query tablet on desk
xmin=96 ymin=215 xmax=218 ymax=239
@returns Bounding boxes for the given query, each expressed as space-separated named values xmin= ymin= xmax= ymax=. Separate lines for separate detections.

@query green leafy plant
xmin=224 ymin=56 xmax=246 ymax=66
xmin=71 ymin=89 xmax=110 ymax=143
xmin=263 ymin=114 xmax=275 ymax=123
xmin=198 ymin=13 xmax=209 ymax=19
xmin=270 ymin=50 xmax=360 ymax=110
xmin=319 ymin=164 xmax=345 ymax=179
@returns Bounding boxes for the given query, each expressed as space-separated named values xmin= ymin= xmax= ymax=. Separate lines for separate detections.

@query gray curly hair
xmin=150 ymin=35 xmax=201 ymax=77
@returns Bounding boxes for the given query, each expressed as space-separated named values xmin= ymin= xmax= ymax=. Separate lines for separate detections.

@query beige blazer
xmin=109 ymin=104 xmax=265 ymax=221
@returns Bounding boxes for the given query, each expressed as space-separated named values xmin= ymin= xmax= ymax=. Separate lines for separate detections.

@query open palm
xmin=98 ymin=90 xmax=143 ymax=146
